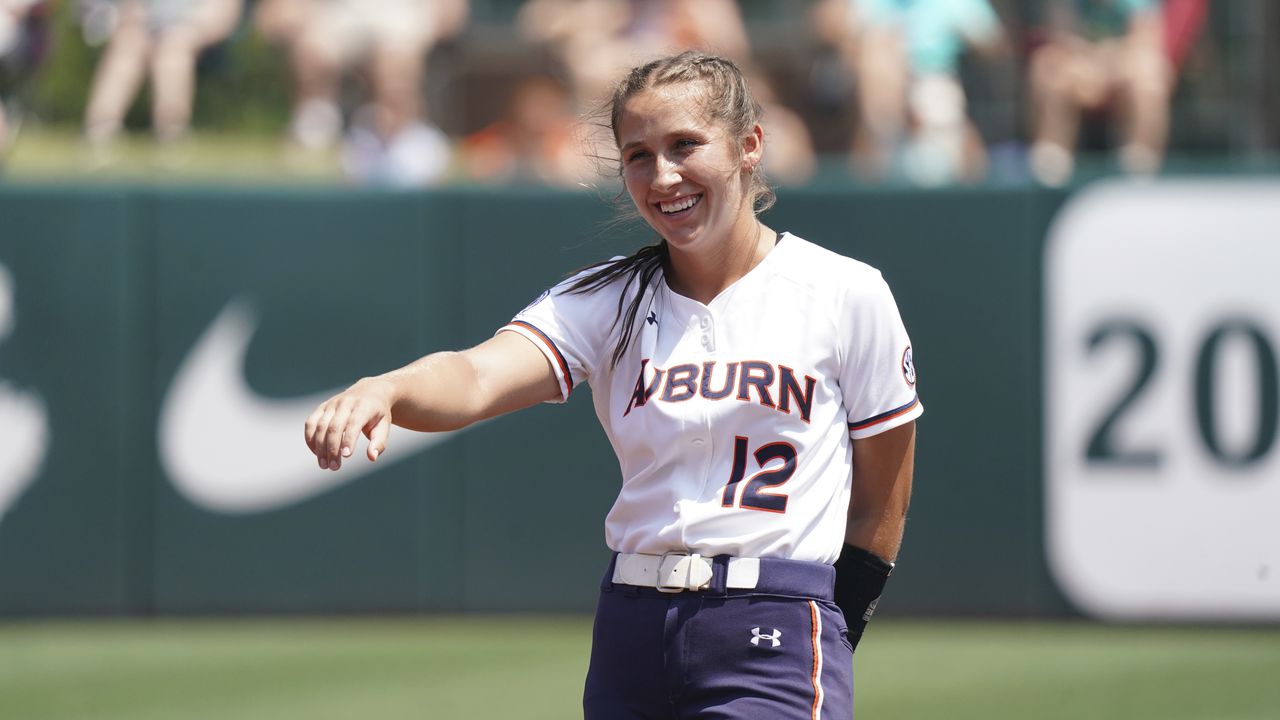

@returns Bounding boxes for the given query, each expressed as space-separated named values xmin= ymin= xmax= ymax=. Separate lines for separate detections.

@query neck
xmin=665 ymin=218 xmax=777 ymax=304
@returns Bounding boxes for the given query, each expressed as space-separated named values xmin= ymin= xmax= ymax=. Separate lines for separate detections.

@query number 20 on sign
xmin=1045 ymin=180 xmax=1280 ymax=622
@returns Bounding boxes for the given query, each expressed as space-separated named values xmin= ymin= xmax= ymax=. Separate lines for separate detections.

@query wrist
xmin=833 ymin=544 xmax=895 ymax=653
xmin=355 ymin=375 xmax=398 ymax=407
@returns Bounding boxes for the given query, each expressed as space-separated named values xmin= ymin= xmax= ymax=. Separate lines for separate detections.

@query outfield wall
xmin=0 ymin=182 xmax=1276 ymax=620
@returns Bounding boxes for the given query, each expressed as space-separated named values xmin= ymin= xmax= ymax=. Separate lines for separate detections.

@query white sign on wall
xmin=1045 ymin=180 xmax=1280 ymax=621
xmin=0 ymin=263 xmax=48 ymax=524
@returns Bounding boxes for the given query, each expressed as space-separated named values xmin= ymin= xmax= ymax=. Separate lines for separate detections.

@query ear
xmin=741 ymin=123 xmax=764 ymax=172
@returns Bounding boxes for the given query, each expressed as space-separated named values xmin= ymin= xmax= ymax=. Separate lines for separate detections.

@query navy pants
xmin=583 ymin=555 xmax=854 ymax=719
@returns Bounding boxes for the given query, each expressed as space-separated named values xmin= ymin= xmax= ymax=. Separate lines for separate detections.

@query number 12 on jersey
xmin=721 ymin=436 xmax=797 ymax=513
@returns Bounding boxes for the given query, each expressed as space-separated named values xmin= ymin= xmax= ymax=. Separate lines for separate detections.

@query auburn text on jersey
xmin=624 ymin=359 xmax=817 ymax=423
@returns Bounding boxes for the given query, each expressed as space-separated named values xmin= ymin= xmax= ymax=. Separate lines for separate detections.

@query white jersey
xmin=500 ymin=233 xmax=921 ymax=564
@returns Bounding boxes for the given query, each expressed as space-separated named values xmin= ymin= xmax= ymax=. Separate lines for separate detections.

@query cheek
xmin=622 ymin=167 xmax=650 ymax=203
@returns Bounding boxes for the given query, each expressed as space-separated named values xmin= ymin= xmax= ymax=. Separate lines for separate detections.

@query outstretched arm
xmin=304 ymin=331 xmax=561 ymax=470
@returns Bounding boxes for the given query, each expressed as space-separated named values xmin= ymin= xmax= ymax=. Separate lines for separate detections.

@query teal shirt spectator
xmin=859 ymin=0 xmax=1002 ymax=75
xmin=1071 ymin=0 xmax=1158 ymax=40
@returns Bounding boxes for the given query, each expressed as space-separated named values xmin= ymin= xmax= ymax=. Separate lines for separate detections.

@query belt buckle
xmin=656 ymin=553 xmax=694 ymax=593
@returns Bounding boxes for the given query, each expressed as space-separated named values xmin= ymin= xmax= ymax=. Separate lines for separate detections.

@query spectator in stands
xmin=255 ymin=0 xmax=468 ymax=186
xmin=0 ymin=0 xmax=44 ymax=159
xmin=83 ymin=0 xmax=243 ymax=147
xmin=519 ymin=0 xmax=814 ymax=185
xmin=750 ymin=71 xmax=817 ymax=186
xmin=1027 ymin=0 xmax=1173 ymax=186
xmin=826 ymin=0 xmax=1006 ymax=185
xmin=518 ymin=0 xmax=750 ymax=110
xmin=458 ymin=73 xmax=589 ymax=187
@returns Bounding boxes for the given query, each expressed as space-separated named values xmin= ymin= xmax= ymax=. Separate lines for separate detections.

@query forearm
xmin=375 ymin=331 xmax=560 ymax=433
xmin=835 ymin=422 xmax=916 ymax=650
xmin=845 ymin=422 xmax=916 ymax=563
xmin=845 ymin=501 xmax=908 ymax=564
xmin=305 ymin=332 xmax=558 ymax=470
xmin=373 ymin=350 xmax=490 ymax=433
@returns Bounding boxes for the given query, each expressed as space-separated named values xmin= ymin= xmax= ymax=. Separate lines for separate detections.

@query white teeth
xmin=659 ymin=195 xmax=699 ymax=214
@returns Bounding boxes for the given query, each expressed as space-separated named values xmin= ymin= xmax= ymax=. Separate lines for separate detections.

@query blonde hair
xmin=569 ymin=52 xmax=774 ymax=368
xmin=607 ymin=51 xmax=775 ymax=214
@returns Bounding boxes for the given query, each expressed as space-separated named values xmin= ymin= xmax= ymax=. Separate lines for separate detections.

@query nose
xmin=652 ymin=153 xmax=681 ymax=191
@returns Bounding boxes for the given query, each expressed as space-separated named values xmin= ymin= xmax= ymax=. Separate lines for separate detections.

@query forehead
xmin=616 ymin=83 xmax=716 ymax=144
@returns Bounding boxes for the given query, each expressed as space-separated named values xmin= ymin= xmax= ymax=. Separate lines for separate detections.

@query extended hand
xmin=303 ymin=377 xmax=395 ymax=470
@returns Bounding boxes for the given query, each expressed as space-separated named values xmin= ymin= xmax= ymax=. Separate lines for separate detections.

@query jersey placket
xmin=689 ymin=308 xmax=718 ymax=546
xmin=669 ymin=299 xmax=720 ymax=551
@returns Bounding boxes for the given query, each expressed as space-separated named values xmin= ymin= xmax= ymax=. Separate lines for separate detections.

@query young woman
xmin=304 ymin=51 xmax=921 ymax=719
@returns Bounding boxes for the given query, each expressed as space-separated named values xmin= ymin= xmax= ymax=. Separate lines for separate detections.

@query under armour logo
xmin=646 ymin=311 xmax=657 ymax=325
xmin=750 ymin=627 xmax=782 ymax=648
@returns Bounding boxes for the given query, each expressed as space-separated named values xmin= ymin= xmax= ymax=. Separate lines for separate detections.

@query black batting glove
xmin=833 ymin=544 xmax=894 ymax=652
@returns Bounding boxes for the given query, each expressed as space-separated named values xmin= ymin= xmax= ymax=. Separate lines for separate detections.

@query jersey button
xmin=699 ymin=316 xmax=712 ymax=329
xmin=691 ymin=438 xmax=705 ymax=447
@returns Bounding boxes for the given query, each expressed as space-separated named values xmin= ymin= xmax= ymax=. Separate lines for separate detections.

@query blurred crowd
xmin=0 ymin=0 xmax=1245 ymax=188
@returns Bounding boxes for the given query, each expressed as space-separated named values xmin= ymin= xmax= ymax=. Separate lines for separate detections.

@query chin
xmin=656 ymin=225 xmax=706 ymax=251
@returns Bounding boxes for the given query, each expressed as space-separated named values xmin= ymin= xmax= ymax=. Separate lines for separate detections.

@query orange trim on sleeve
xmin=847 ymin=395 xmax=919 ymax=433
xmin=506 ymin=320 xmax=574 ymax=399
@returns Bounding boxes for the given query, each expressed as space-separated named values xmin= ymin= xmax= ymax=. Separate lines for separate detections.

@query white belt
xmin=612 ymin=552 xmax=761 ymax=593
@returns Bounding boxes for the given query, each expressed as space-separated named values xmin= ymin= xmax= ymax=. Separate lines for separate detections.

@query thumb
xmin=365 ymin=415 xmax=391 ymax=461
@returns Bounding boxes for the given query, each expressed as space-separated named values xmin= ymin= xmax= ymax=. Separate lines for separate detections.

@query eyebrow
xmin=620 ymin=128 xmax=703 ymax=154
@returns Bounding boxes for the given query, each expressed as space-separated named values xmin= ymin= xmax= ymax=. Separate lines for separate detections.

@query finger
xmin=315 ymin=404 xmax=342 ymax=469
xmin=339 ymin=406 xmax=363 ymax=459
xmin=322 ymin=402 xmax=355 ymax=469
xmin=307 ymin=404 xmax=337 ymax=466
xmin=365 ymin=414 xmax=391 ymax=461
xmin=304 ymin=403 xmax=329 ymax=456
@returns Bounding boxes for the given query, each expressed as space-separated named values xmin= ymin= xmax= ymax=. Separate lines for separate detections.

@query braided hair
xmin=568 ymin=52 xmax=774 ymax=369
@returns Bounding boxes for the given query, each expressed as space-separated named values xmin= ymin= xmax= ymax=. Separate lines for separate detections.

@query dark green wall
xmin=0 ymin=185 xmax=1069 ymax=616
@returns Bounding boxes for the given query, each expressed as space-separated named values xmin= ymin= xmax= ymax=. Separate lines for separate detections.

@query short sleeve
xmin=837 ymin=272 xmax=923 ymax=439
xmin=497 ymin=271 xmax=620 ymax=403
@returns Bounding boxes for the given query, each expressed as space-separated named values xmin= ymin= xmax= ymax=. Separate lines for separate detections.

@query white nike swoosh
xmin=0 ymin=383 xmax=48 ymax=523
xmin=159 ymin=299 xmax=467 ymax=514
xmin=0 ymin=263 xmax=49 ymax=524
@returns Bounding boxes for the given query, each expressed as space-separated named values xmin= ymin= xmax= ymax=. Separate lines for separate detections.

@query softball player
xmin=305 ymin=51 xmax=920 ymax=719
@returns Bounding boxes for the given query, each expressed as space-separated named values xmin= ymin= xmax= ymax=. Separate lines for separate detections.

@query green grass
xmin=1 ymin=618 xmax=1278 ymax=719
xmin=858 ymin=622 xmax=1280 ymax=720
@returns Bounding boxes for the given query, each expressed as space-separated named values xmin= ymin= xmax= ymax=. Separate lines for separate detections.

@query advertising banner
xmin=3 ymin=182 xmax=1274 ymax=620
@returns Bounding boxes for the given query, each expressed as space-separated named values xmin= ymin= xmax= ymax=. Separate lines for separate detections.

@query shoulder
xmin=532 ymin=255 xmax=637 ymax=304
xmin=516 ymin=253 xmax=658 ymax=330
xmin=564 ymin=253 xmax=655 ymax=290
xmin=772 ymin=232 xmax=892 ymax=299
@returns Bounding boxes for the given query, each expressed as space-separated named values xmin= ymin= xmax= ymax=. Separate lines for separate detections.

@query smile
xmin=658 ymin=195 xmax=701 ymax=215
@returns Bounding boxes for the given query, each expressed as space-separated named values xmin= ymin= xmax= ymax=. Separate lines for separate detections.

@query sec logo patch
xmin=901 ymin=346 xmax=916 ymax=386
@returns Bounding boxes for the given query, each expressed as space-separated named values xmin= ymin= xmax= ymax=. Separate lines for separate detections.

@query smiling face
xmin=616 ymin=82 xmax=763 ymax=255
